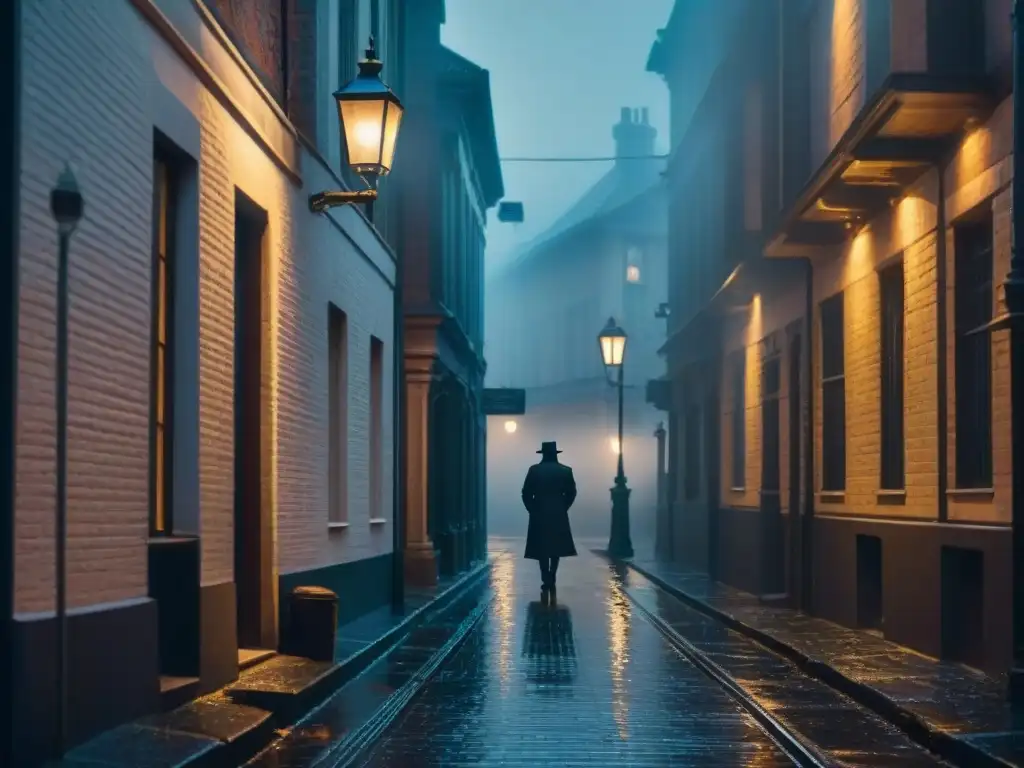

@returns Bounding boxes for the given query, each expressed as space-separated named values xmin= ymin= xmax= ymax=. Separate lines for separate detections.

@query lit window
xmin=626 ymin=265 xmax=641 ymax=283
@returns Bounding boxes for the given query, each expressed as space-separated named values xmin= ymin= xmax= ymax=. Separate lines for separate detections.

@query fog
xmin=443 ymin=2 xmax=674 ymax=553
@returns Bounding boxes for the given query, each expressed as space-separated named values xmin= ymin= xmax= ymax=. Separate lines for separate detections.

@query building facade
xmin=396 ymin=1 xmax=503 ymax=587
xmin=485 ymin=109 xmax=668 ymax=544
xmin=654 ymin=0 xmax=1015 ymax=675
xmin=11 ymin=0 xmax=402 ymax=758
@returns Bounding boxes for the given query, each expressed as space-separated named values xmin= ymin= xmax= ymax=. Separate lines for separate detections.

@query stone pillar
xmin=654 ymin=422 xmax=668 ymax=559
xmin=404 ymin=366 xmax=437 ymax=587
xmin=453 ymin=390 xmax=467 ymax=572
xmin=467 ymin=400 xmax=478 ymax=563
xmin=478 ymin=402 xmax=487 ymax=559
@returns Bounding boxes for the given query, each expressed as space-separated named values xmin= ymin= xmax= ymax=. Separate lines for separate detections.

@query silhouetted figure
xmin=522 ymin=441 xmax=578 ymax=589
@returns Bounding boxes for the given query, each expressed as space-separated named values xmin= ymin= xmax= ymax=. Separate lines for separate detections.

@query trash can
xmin=288 ymin=585 xmax=339 ymax=662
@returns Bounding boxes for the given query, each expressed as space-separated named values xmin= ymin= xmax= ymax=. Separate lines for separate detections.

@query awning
xmin=766 ymin=72 xmax=993 ymax=258
xmin=658 ymin=257 xmax=805 ymax=366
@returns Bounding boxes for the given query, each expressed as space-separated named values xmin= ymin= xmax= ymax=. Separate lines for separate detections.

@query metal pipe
xmin=1007 ymin=0 xmax=1024 ymax=701
xmin=55 ymin=230 xmax=70 ymax=753
xmin=935 ymin=162 xmax=949 ymax=523
xmin=616 ymin=364 xmax=625 ymax=481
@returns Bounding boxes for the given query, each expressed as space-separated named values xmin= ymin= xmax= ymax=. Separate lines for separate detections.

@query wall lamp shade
xmin=598 ymin=317 xmax=627 ymax=368
xmin=50 ymin=165 xmax=83 ymax=234
xmin=310 ymin=37 xmax=404 ymax=214
xmin=336 ymin=38 xmax=403 ymax=179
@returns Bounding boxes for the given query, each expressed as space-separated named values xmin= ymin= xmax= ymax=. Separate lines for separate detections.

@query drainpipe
xmin=800 ymin=255 xmax=815 ymax=613
xmin=391 ymin=238 xmax=406 ymax=610
xmin=935 ymin=163 xmax=949 ymax=522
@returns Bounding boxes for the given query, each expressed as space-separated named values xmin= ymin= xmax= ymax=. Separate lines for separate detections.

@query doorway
xmin=234 ymin=191 xmax=273 ymax=661
xmin=856 ymin=534 xmax=883 ymax=632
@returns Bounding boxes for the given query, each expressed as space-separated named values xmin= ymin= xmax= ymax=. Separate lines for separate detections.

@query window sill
xmin=947 ymin=487 xmax=995 ymax=500
xmin=818 ymin=491 xmax=845 ymax=504
xmin=877 ymin=489 xmax=906 ymax=505
xmin=369 ymin=518 xmax=388 ymax=526
xmin=328 ymin=521 xmax=350 ymax=531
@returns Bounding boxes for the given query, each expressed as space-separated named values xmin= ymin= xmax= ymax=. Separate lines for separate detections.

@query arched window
xmin=626 ymin=246 xmax=643 ymax=283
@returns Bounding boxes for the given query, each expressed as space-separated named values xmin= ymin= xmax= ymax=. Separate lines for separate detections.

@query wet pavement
xmin=349 ymin=542 xmax=801 ymax=767
xmin=627 ymin=558 xmax=1024 ymax=767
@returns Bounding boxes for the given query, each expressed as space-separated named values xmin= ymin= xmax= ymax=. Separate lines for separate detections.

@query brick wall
xmin=15 ymin=0 xmax=396 ymax=614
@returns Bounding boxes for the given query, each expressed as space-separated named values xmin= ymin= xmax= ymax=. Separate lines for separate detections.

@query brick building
xmin=485 ymin=108 xmax=667 ymax=543
xmin=8 ymin=0 xmax=405 ymax=758
xmin=653 ymin=0 xmax=1015 ymax=674
xmin=395 ymin=4 xmax=504 ymax=587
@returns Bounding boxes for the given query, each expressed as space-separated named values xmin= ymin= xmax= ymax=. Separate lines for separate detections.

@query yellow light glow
xmin=504 ymin=419 xmax=517 ymax=434
xmin=600 ymin=335 xmax=626 ymax=367
xmin=626 ymin=265 xmax=640 ymax=283
xmin=610 ymin=437 xmax=620 ymax=455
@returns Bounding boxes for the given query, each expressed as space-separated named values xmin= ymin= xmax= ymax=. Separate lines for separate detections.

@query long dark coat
xmin=522 ymin=458 xmax=578 ymax=560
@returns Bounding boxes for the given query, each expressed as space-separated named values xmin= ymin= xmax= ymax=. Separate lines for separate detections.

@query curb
xmin=320 ymin=590 xmax=494 ymax=767
xmin=623 ymin=583 xmax=837 ymax=768
xmin=619 ymin=558 xmax=1013 ymax=768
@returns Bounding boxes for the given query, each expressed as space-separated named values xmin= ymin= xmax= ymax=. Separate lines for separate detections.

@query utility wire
xmin=499 ymin=154 xmax=669 ymax=163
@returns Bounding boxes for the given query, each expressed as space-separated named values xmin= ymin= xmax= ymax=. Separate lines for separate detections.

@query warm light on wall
xmin=610 ymin=437 xmax=621 ymax=454
xmin=504 ymin=419 xmax=518 ymax=434
xmin=626 ymin=265 xmax=641 ymax=283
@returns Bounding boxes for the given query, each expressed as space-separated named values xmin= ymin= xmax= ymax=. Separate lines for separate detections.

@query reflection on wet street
xmin=352 ymin=544 xmax=795 ymax=767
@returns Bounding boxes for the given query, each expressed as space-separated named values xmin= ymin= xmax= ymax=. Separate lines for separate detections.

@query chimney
xmin=613 ymin=105 xmax=656 ymax=164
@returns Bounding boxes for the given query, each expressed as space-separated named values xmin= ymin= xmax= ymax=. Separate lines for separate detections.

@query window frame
xmin=879 ymin=260 xmax=906 ymax=491
xmin=328 ymin=304 xmax=350 ymax=525
xmin=820 ymin=292 xmax=846 ymax=493
xmin=369 ymin=335 xmax=384 ymax=521
xmin=953 ymin=217 xmax=994 ymax=490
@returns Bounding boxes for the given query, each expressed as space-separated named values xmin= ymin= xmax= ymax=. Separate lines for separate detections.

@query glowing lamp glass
xmin=504 ymin=419 xmax=517 ymax=434
xmin=598 ymin=317 xmax=628 ymax=368
xmin=610 ymin=437 xmax=620 ymax=455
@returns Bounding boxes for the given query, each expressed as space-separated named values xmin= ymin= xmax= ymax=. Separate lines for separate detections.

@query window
xmin=954 ymin=218 xmax=993 ymax=489
xmin=369 ymin=336 xmax=384 ymax=520
xmin=151 ymin=156 xmax=177 ymax=534
xmin=879 ymin=262 xmax=905 ymax=490
xmin=820 ymin=293 xmax=846 ymax=492
xmin=730 ymin=352 xmax=745 ymax=489
xmin=626 ymin=265 xmax=641 ymax=283
xmin=329 ymin=305 xmax=349 ymax=524
xmin=761 ymin=354 xmax=781 ymax=493
xmin=684 ymin=403 xmax=700 ymax=499
xmin=626 ymin=246 xmax=643 ymax=283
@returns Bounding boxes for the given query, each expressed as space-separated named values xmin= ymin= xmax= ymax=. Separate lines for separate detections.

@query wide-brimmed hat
xmin=537 ymin=441 xmax=562 ymax=455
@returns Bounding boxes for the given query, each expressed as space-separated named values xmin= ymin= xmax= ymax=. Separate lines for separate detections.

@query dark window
xmin=879 ymin=262 xmax=905 ymax=490
xmin=329 ymin=305 xmax=349 ymax=523
xmin=730 ymin=353 xmax=746 ymax=488
xmin=684 ymin=403 xmax=700 ymax=500
xmin=820 ymin=293 xmax=846 ymax=492
xmin=954 ymin=218 xmax=993 ymax=489
xmin=151 ymin=156 xmax=177 ymax=534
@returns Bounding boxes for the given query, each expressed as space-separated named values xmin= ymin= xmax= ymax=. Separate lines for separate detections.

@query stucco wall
xmin=16 ymin=0 xmax=395 ymax=614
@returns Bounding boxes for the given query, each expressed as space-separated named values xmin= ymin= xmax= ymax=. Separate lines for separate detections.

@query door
xmin=787 ymin=332 xmax=803 ymax=606
xmin=234 ymin=191 xmax=272 ymax=653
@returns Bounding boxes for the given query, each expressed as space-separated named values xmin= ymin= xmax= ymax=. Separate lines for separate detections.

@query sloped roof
xmin=497 ymin=157 xmax=665 ymax=276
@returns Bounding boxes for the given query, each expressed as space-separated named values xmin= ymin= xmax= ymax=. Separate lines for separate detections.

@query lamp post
xmin=599 ymin=317 xmax=633 ymax=558
xmin=49 ymin=164 xmax=83 ymax=753
xmin=309 ymin=36 xmax=404 ymax=215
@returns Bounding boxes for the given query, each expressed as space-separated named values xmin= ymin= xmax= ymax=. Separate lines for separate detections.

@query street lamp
xmin=309 ymin=36 xmax=404 ymax=214
xmin=504 ymin=419 xmax=517 ymax=434
xmin=50 ymin=163 xmax=83 ymax=754
xmin=598 ymin=317 xmax=633 ymax=558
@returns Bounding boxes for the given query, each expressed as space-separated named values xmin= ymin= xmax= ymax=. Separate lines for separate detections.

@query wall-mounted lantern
xmin=309 ymin=37 xmax=404 ymax=214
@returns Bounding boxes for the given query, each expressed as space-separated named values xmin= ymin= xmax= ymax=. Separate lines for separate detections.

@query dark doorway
xmin=787 ymin=332 xmax=802 ymax=605
xmin=704 ymin=387 xmax=720 ymax=580
xmin=760 ymin=354 xmax=784 ymax=597
xmin=234 ymin=191 xmax=272 ymax=655
xmin=941 ymin=546 xmax=984 ymax=668
xmin=856 ymin=535 xmax=883 ymax=631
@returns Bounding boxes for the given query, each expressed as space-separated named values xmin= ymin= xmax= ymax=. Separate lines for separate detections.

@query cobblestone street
xmin=350 ymin=542 xmax=797 ymax=767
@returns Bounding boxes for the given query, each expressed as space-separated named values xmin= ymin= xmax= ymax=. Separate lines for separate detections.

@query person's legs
xmin=549 ymin=557 xmax=560 ymax=585
xmin=538 ymin=557 xmax=550 ymax=586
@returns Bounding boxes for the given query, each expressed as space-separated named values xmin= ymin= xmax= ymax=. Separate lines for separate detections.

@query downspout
xmin=801 ymin=255 xmax=815 ymax=612
xmin=935 ymin=163 xmax=949 ymax=522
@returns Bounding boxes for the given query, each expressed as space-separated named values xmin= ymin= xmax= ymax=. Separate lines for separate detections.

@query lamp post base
xmin=607 ymin=478 xmax=633 ymax=559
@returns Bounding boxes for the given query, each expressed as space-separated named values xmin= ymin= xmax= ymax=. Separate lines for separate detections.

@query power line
xmin=499 ymin=154 xmax=669 ymax=163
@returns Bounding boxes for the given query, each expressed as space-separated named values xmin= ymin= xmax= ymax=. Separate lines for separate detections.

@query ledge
xmin=766 ymin=72 xmax=993 ymax=258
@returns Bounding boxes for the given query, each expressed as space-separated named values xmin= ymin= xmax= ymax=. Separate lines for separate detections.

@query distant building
xmin=396 ymin=0 xmax=503 ymax=586
xmin=6 ymin=0 xmax=402 ymax=759
xmin=654 ymin=0 xmax=1012 ymax=675
xmin=486 ymin=108 xmax=667 ymax=543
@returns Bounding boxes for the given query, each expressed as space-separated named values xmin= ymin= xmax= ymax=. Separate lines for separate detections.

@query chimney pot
xmin=641 ymin=107 xmax=650 ymax=124
xmin=620 ymin=107 xmax=631 ymax=123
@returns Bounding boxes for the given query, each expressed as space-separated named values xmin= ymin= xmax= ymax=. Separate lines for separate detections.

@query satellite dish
xmin=497 ymin=201 xmax=524 ymax=224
